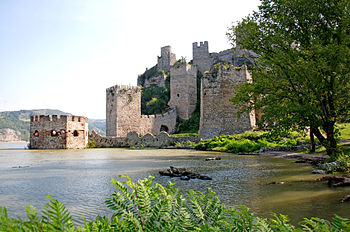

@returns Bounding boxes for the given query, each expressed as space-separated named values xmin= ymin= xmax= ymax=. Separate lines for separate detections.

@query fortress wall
xmin=199 ymin=65 xmax=256 ymax=139
xmin=66 ymin=118 xmax=89 ymax=149
xmin=168 ymin=63 xmax=197 ymax=120
xmin=90 ymin=130 xmax=198 ymax=148
xmin=140 ymin=107 xmax=177 ymax=135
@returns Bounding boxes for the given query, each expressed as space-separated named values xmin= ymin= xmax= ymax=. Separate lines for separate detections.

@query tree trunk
xmin=325 ymin=122 xmax=337 ymax=157
xmin=309 ymin=126 xmax=316 ymax=152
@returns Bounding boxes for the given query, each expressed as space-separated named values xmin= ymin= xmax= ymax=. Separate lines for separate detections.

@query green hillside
xmin=0 ymin=109 xmax=106 ymax=141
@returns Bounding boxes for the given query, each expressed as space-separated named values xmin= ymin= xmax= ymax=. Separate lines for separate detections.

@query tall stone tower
xmin=106 ymin=85 xmax=142 ymax=137
xmin=168 ymin=62 xmax=197 ymax=120
xmin=157 ymin=46 xmax=176 ymax=72
xmin=199 ymin=64 xmax=256 ymax=139
xmin=192 ymin=41 xmax=212 ymax=74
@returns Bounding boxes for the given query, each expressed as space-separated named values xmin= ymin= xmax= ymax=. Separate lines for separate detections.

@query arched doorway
xmin=160 ymin=125 xmax=169 ymax=133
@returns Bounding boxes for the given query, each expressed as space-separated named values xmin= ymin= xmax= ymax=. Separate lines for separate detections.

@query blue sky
xmin=0 ymin=0 xmax=259 ymax=119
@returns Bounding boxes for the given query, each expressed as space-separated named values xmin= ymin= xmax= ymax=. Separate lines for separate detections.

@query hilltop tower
xmin=157 ymin=46 xmax=176 ymax=72
xmin=192 ymin=41 xmax=212 ymax=73
xmin=199 ymin=64 xmax=256 ymax=139
xmin=106 ymin=85 xmax=142 ymax=137
xmin=168 ymin=62 xmax=197 ymax=120
xmin=30 ymin=115 xmax=88 ymax=149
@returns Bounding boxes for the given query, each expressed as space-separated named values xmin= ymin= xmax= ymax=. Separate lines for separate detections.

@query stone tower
xmin=168 ymin=62 xmax=197 ymax=120
xmin=199 ymin=64 xmax=256 ymax=139
xmin=106 ymin=85 xmax=142 ymax=137
xmin=192 ymin=41 xmax=212 ymax=73
xmin=157 ymin=46 xmax=176 ymax=72
xmin=30 ymin=115 xmax=88 ymax=149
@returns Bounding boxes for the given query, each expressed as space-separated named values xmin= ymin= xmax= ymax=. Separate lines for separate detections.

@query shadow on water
xmin=0 ymin=143 xmax=349 ymax=225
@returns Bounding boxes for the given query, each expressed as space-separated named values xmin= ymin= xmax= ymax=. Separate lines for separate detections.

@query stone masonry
xmin=168 ymin=62 xmax=197 ymax=120
xmin=199 ymin=64 xmax=256 ymax=139
xmin=30 ymin=115 xmax=88 ymax=149
xmin=106 ymin=85 xmax=176 ymax=137
xmin=157 ymin=46 xmax=176 ymax=72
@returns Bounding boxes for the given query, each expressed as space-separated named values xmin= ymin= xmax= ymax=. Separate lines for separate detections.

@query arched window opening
xmin=51 ymin=130 xmax=58 ymax=137
xmin=33 ymin=130 xmax=39 ymax=137
xmin=73 ymin=130 xmax=79 ymax=137
xmin=160 ymin=125 xmax=169 ymax=133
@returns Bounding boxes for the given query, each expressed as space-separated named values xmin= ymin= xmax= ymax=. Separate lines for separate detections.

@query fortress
xmin=106 ymin=41 xmax=256 ymax=140
xmin=29 ymin=41 xmax=256 ymax=149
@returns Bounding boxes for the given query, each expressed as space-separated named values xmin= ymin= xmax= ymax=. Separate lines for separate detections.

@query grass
xmin=339 ymin=123 xmax=350 ymax=140
xmin=170 ymin=132 xmax=198 ymax=137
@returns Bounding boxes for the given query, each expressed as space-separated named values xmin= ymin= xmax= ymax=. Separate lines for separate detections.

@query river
xmin=0 ymin=142 xmax=349 ymax=225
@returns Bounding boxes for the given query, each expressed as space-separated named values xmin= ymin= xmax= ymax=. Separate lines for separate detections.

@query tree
xmin=228 ymin=0 xmax=350 ymax=157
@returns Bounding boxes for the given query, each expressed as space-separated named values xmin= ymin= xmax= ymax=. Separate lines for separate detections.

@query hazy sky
xmin=0 ymin=0 xmax=260 ymax=119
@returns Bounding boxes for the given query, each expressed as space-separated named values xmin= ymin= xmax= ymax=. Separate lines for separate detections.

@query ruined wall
xmin=168 ymin=63 xmax=197 ymax=120
xmin=30 ymin=115 xmax=88 ymax=149
xmin=210 ymin=49 xmax=236 ymax=65
xmin=90 ymin=130 xmax=198 ymax=148
xmin=157 ymin=46 xmax=176 ymax=72
xmin=199 ymin=65 xmax=256 ymax=139
xmin=106 ymin=85 xmax=142 ymax=137
xmin=140 ymin=107 xmax=177 ymax=135
xmin=143 ymin=73 xmax=167 ymax=88
xmin=192 ymin=41 xmax=212 ymax=73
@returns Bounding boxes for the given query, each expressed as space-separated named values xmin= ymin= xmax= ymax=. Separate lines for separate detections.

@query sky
xmin=0 ymin=0 xmax=260 ymax=119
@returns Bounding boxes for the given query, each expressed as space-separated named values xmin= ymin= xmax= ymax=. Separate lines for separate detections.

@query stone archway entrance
xmin=160 ymin=125 xmax=169 ymax=133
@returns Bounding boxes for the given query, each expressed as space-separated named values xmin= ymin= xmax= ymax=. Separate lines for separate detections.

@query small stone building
xmin=30 ymin=115 xmax=88 ymax=149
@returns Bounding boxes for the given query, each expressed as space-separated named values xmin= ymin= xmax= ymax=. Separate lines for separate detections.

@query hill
xmin=0 ymin=109 xmax=106 ymax=141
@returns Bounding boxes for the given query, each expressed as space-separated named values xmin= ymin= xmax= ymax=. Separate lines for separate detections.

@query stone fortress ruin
xmin=29 ymin=41 xmax=256 ymax=149
xmin=30 ymin=115 xmax=88 ymax=149
xmin=106 ymin=41 xmax=256 ymax=141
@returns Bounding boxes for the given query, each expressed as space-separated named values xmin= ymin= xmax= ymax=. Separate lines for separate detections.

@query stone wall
xmin=140 ymin=107 xmax=177 ymax=135
xmin=90 ymin=130 xmax=198 ymax=148
xmin=30 ymin=115 xmax=88 ymax=149
xmin=106 ymin=85 xmax=177 ymax=137
xmin=168 ymin=63 xmax=197 ymax=120
xmin=199 ymin=64 xmax=256 ymax=139
xmin=157 ymin=46 xmax=176 ymax=72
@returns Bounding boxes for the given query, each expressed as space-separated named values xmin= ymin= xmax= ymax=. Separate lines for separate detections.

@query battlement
xmin=193 ymin=41 xmax=209 ymax=49
xmin=170 ymin=62 xmax=197 ymax=75
xmin=106 ymin=85 xmax=141 ymax=95
xmin=30 ymin=115 xmax=88 ymax=123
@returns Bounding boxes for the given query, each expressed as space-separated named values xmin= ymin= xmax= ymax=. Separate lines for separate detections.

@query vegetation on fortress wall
xmin=1 ymin=175 xmax=349 ymax=231
xmin=228 ymin=0 xmax=350 ymax=158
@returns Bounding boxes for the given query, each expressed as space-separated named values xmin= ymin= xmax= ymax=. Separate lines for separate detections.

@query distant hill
xmin=0 ymin=109 xmax=106 ymax=141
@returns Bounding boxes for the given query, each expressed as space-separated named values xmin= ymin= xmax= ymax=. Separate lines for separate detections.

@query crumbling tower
xmin=157 ymin=46 xmax=176 ymax=72
xmin=168 ymin=62 xmax=197 ymax=120
xmin=199 ymin=64 xmax=256 ymax=139
xmin=192 ymin=41 xmax=212 ymax=73
xmin=106 ymin=85 xmax=142 ymax=137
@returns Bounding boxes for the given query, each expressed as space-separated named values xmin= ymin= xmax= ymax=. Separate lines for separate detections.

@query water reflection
xmin=0 ymin=142 xmax=349 ymax=225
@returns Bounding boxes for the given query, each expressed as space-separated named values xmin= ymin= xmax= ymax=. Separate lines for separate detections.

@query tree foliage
xmin=228 ymin=0 xmax=350 ymax=157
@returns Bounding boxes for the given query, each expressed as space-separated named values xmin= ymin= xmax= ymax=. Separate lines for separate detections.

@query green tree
xmin=228 ymin=0 xmax=350 ymax=157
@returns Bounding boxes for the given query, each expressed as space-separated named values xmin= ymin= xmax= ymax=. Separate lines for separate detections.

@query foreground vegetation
xmin=1 ymin=176 xmax=349 ymax=231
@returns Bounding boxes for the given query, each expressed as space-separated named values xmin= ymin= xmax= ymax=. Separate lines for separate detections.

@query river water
xmin=0 ymin=142 xmax=349 ymax=225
